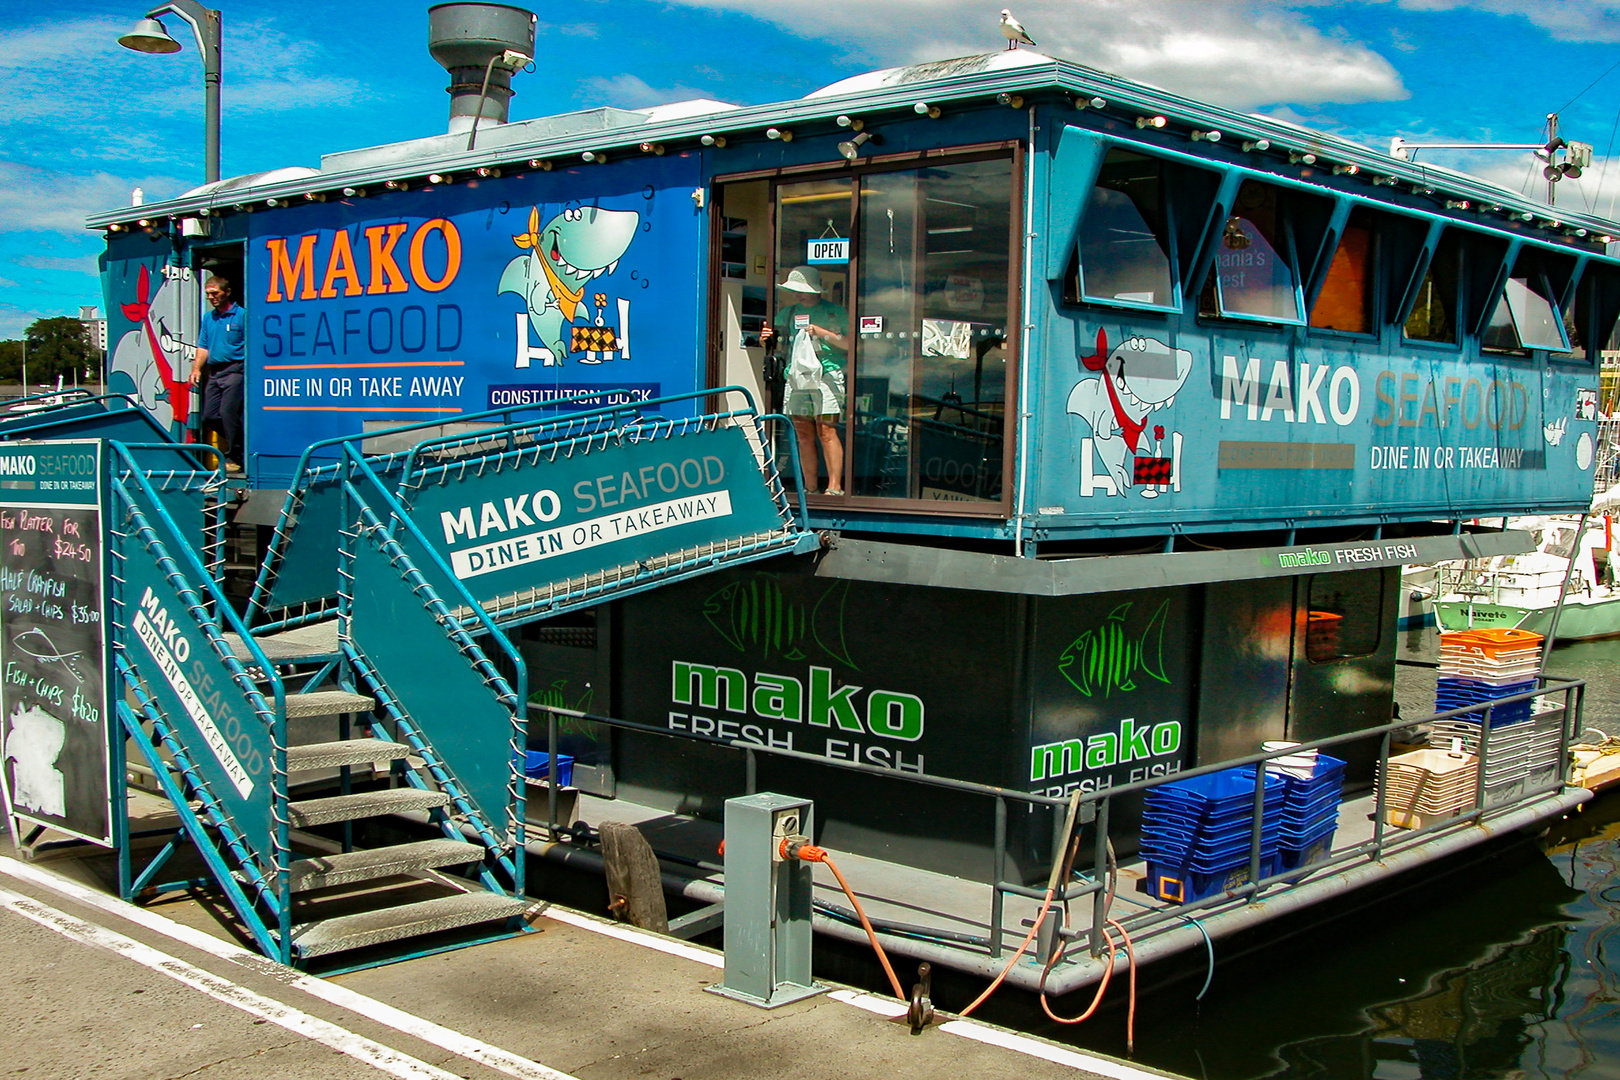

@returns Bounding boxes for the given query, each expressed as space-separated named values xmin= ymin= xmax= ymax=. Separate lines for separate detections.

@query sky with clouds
xmin=3 ymin=0 xmax=1619 ymax=338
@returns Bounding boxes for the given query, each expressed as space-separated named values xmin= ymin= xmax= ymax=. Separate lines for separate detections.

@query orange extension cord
xmin=787 ymin=842 xmax=907 ymax=1002
xmin=787 ymin=799 xmax=1138 ymax=1052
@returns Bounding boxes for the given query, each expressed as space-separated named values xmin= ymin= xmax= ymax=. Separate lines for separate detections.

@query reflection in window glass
xmin=1310 ymin=213 xmax=1373 ymax=333
xmin=851 ymin=158 xmax=1012 ymax=503
xmin=1305 ymin=570 xmax=1383 ymax=663
xmin=1201 ymin=182 xmax=1301 ymax=322
xmin=1404 ymin=235 xmax=1459 ymax=343
xmin=1483 ymin=275 xmax=1568 ymax=353
xmin=1075 ymin=150 xmax=1173 ymax=308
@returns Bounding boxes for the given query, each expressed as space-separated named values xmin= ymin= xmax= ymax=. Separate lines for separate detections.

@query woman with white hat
xmin=759 ymin=265 xmax=850 ymax=495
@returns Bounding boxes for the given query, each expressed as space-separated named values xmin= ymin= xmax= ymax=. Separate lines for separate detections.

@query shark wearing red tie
xmin=1066 ymin=329 xmax=1193 ymax=497
xmin=111 ymin=264 xmax=192 ymax=435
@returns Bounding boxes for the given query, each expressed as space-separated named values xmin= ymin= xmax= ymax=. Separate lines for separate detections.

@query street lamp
xmin=118 ymin=1 xmax=222 ymax=184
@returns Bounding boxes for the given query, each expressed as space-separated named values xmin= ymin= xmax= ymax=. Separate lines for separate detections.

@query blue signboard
xmin=241 ymin=156 xmax=705 ymax=482
xmin=1037 ymin=320 xmax=1600 ymax=525
xmin=404 ymin=425 xmax=792 ymax=611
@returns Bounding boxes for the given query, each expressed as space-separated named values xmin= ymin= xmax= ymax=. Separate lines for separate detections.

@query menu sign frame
xmin=0 ymin=441 xmax=110 ymax=847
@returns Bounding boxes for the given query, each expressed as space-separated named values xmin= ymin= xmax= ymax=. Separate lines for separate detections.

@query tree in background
xmin=0 ymin=318 xmax=95 ymax=388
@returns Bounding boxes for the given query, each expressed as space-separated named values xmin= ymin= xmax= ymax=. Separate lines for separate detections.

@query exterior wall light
xmin=427 ymin=173 xmax=451 ymax=185
xmin=527 ymin=159 xmax=552 ymax=170
xmin=639 ymin=142 xmax=664 ymax=155
xmin=1190 ymin=130 xmax=1220 ymax=143
xmin=836 ymin=115 xmax=863 ymax=131
xmin=477 ymin=166 xmax=501 ymax=178
xmin=996 ymin=93 xmax=1024 ymax=108
xmin=1289 ymin=151 xmax=1317 ymax=165
xmin=700 ymin=134 xmax=727 ymax=147
xmin=838 ymin=131 xmax=882 ymax=161
xmin=386 ymin=179 xmax=409 ymax=191
xmin=303 ymin=191 xmax=325 ymax=202
xmin=1075 ymin=96 xmax=1106 ymax=110
xmin=1332 ymin=164 xmax=1359 ymax=176
xmin=1135 ymin=115 xmax=1167 ymax=129
xmin=341 ymin=187 xmax=364 ymax=197
xmin=1444 ymin=200 xmax=1470 ymax=210
xmin=263 ymin=198 xmax=282 ymax=208
xmin=913 ymin=102 xmax=941 ymax=118
xmin=1241 ymin=138 xmax=1271 ymax=152
xmin=766 ymin=127 xmax=792 ymax=141
xmin=582 ymin=151 xmax=607 ymax=163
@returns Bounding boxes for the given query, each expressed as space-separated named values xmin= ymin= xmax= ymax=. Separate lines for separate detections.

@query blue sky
xmin=3 ymin=0 xmax=1620 ymax=338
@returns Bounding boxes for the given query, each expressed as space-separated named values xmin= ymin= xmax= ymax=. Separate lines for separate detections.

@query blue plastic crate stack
xmin=1138 ymin=768 xmax=1286 ymax=904
xmin=1435 ymin=628 xmax=1544 ymax=725
xmin=1243 ymin=752 xmax=1347 ymax=870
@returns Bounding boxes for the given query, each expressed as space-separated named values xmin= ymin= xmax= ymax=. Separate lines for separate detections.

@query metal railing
xmin=527 ymin=673 xmax=1583 ymax=965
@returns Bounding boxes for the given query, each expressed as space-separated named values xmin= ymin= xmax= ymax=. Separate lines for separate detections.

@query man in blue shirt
xmin=191 ymin=275 xmax=245 ymax=472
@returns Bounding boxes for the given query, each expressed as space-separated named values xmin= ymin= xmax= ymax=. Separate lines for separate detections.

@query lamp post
xmin=118 ymin=1 xmax=222 ymax=185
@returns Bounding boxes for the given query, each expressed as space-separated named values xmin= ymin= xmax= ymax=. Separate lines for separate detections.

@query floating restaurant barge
xmin=6 ymin=3 xmax=1611 ymax=992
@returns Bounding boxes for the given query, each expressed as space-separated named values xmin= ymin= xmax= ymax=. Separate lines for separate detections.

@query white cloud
xmin=1393 ymin=1 xmax=1620 ymax=44
xmin=663 ymin=0 xmax=1407 ymax=109
xmin=15 ymin=254 xmax=100 ymax=275
xmin=0 ymin=161 xmax=185 ymax=236
xmin=575 ymin=73 xmax=716 ymax=109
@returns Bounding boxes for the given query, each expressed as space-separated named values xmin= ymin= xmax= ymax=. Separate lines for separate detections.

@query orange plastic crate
xmin=1439 ymin=627 xmax=1544 ymax=659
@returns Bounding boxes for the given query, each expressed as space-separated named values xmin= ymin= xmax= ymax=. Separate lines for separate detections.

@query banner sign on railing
xmin=0 ymin=441 xmax=111 ymax=846
xmin=116 ymin=496 xmax=275 ymax=851
xmin=405 ymin=425 xmax=795 ymax=610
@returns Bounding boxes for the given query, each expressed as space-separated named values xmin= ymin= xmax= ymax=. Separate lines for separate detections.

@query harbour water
xmin=1011 ymin=631 xmax=1620 ymax=1079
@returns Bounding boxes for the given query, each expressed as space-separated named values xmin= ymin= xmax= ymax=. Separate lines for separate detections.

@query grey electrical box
xmin=708 ymin=792 xmax=826 ymax=1008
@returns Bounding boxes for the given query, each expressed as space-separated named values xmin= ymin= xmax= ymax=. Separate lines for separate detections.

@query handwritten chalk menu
xmin=0 ymin=441 xmax=109 ymax=846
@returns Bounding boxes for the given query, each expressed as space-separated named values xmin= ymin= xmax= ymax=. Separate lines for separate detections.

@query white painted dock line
xmin=0 ymin=853 xmax=1160 ymax=1078
xmin=0 ymin=855 xmax=579 ymax=1080
xmin=0 ymin=883 xmax=464 ymax=1080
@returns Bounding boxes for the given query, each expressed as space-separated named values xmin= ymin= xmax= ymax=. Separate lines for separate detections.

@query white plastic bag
xmin=787 ymin=329 xmax=822 ymax=391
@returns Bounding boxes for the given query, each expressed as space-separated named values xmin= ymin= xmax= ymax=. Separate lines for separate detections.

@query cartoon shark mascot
xmin=109 ymin=264 xmax=193 ymax=435
xmin=1067 ymin=329 xmax=1193 ymax=498
xmin=498 ymin=204 xmax=640 ymax=366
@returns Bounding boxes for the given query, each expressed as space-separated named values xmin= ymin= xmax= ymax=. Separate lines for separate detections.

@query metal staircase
xmin=110 ymin=448 xmax=531 ymax=970
xmin=4 ymin=387 xmax=810 ymax=971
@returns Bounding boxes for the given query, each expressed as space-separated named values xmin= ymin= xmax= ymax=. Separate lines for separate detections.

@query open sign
xmin=806 ymin=238 xmax=850 ymax=265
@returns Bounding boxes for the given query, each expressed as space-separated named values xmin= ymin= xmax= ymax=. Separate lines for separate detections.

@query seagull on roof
xmin=1000 ymin=8 xmax=1036 ymax=50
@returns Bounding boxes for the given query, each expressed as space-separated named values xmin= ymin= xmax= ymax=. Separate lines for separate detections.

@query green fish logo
xmin=702 ymin=575 xmax=858 ymax=670
xmin=1058 ymin=600 xmax=1170 ymax=698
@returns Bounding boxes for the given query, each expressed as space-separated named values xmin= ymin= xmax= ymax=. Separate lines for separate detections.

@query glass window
xmin=1310 ymin=210 xmax=1374 ymax=333
xmin=1305 ymin=570 xmax=1383 ymax=663
xmin=1074 ymin=149 xmax=1174 ymax=310
xmin=1483 ymin=277 xmax=1568 ymax=353
xmin=1403 ymin=232 xmax=1460 ymax=344
xmin=1482 ymin=249 xmax=1571 ymax=353
xmin=1201 ymin=181 xmax=1303 ymax=323
xmin=771 ymin=177 xmax=853 ymax=496
xmin=753 ymin=156 xmax=1015 ymax=509
xmin=851 ymin=158 xmax=1013 ymax=503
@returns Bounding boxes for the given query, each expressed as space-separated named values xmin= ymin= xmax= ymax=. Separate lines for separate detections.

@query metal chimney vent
xmin=428 ymin=2 xmax=537 ymax=134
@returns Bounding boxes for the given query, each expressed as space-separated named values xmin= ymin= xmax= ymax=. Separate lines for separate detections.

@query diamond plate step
xmin=288 ymin=788 xmax=451 ymax=827
xmin=289 ymin=891 xmax=531 ymax=958
xmin=285 ymin=691 xmax=375 ymax=719
xmin=286 ymin=738 xmax=409 ymax=773
xmin=290 ymin=839 xmax=483 ymax=891
xmin=222 ymin=619 xmax=341 ymax=663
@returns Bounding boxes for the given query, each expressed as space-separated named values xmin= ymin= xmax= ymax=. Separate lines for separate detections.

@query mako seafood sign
xmin=407 ymin=425 xmax=792 ymax=607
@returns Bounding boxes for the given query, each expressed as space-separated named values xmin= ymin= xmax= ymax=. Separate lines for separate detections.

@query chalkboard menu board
xmin=0 ymin=441 xmax=109 ymax=846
